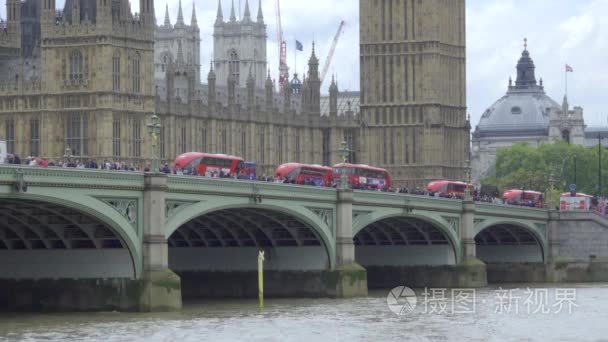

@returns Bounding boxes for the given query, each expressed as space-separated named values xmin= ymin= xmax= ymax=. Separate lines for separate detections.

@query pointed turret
xmin=307 ymin=43 xmax=321 ymax=114
xmin=230 ymin=0 xmax=237 ymax=22
xmin=243 ymin=0 xmax=252 ymax=23
xmin=283 ymin=78 xmax=292 ymax=113
xmin=191 ymin=2 xmax=198 ymax=28
xmin=208 ymin=62 xmax=216 ymax=81
xmin=515 ymin=38 xmax=537 ymax=89
xmin=175 ymin=0 xmax=185 ymax=27
xmin=247 ymin=68 xmax=255 ymax=110
xmin=329 ymin=75 xmax=339 ymax=117
xmin=562 ymin=95 xmax=569 ymax=114
xmin=216 ymin=0 xmax=224 ymax=25
xmin=257 ymin=0 xmax=264 ymax=23
xmin=208 ymin=62 xmax=217 ymax=110
xmin=163 ymin=4 xmax=171 ymax=27
xmin=265 ymin=70 xmax=274 ymax=111
xmin=139 ymin=0 xmax=155 ymax=26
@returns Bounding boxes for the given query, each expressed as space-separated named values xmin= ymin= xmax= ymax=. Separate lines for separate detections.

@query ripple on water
xmin=1 ymin=285 xmax=608 ymax=341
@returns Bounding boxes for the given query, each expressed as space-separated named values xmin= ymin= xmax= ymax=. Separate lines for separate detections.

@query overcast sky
xmin=2 ymin=0 xmax=606 ymax=126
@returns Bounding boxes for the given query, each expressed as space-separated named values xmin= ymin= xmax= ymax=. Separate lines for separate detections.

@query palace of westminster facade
xmin=0 ymin=0 xmax=469 ymax=186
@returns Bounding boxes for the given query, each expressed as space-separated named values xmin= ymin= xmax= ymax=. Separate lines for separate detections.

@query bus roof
xmin=276 ymin=163 xmax=332 ymax=177
xmin=332 ymin=163 xmax=388 ymax=173
xmin=427 ymin=180 xmax=472 ymax=187
xmin=504 ymin=189 xmax=543 ymax=195
xmin=174 ymin=152 xmax=244 ymax=166
xmin=426 ymin=180 xmax=473 ymax=192
xmin=561 ymin=192 xmax=594 ymax=198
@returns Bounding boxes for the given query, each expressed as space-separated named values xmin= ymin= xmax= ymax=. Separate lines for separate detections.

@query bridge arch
xmin=474 ymin=219 xmax=547 ymax=263
xmin=166 ymin=200 xmax=336 ymax=270
xmin=353 ymin=210 xmax=461 ymax=265
xmin=0 ymin=193 xmax=141 ymax=279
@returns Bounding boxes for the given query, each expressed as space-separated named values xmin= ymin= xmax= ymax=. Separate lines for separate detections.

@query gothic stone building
xmin=0 ymin=0 xmax=470 ymax=186
xmin=152 ymin=0 xmax=359 ymax=177
xmin=0 ymin=0 xmax=156 ymax=161
xmin=359 ymin=0 xmax=470 ymax=185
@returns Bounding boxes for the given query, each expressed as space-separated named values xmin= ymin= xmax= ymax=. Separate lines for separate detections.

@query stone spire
xmin=257 ymin=0 xmax=264 ymax=23
xmin=208 ymin=62 xmax=217 ymax=110
xmin=242 ymin=0 xmax=251 ymax=23
xmin=216 ymin=0 xmax=223 ymax=24
xmin=247 ymin=68 xmax=255 ymax=109
xmin=230 ymin=0 xmax=237 ymax=22
xmin=515 ymin=38 xmax=537 ymax=89
xmin=191 ymin=2 xmax=198 ymax=28
xmin=208 ymin=62 xmax=216 ymax=80
xmin=329 ymin=75 xmax=339 ymax=117
xmin=308 ymin=42 xmax=320 ymax=79
xmin=163 ymin=4 xmax=171 ymax=27
xmin=176 ymin=0 xmax=185 ymax=27
xmin=265 ymin=69 xmax=274 ymax=110
xmin=562 ymin=95 xmax=569 ymax=114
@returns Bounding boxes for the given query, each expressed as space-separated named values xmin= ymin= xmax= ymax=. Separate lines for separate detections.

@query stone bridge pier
xmin=139 ymin=174 xmax=182 ymax=311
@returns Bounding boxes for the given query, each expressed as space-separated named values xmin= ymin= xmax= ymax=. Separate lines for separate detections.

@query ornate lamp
xmin=146 ymin=114 xmax=161 ymax=173
xmin=63 ymin=146 xmax=73 ymax=163
xmin=464 ymin=159 xmax=472 ymax=200
xmin=338 ymin=141 xmax=352 ymax=190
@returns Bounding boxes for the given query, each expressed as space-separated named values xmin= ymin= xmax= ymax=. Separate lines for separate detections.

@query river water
xmin=1 ymin=284 xmax=607 ymax=342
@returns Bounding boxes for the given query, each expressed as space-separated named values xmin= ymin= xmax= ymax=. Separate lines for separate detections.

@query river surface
xmin=1 ymin=284 xmax=608 ymax=342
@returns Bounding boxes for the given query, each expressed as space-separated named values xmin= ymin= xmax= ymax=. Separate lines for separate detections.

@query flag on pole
xmin=296 ymin=40 xmax=303 ymax=52
xmin=566 ymin=64 xmax=574 ymax=72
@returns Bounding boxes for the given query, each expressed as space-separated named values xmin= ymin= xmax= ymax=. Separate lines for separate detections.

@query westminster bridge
xmin=1 ymin=165 xmax=608 ymax=311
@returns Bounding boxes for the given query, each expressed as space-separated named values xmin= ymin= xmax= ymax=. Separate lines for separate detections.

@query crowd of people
xmin=0 ymin=154 xmax=545 ymax=208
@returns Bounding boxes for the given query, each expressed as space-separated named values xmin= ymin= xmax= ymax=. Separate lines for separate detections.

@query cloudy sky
xmin=2 ymin=0 xmax=606 ymax=126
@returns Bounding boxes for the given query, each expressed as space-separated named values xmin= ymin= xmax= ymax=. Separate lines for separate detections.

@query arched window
xmin=112 ymin=51 xmax=120 ymax=91
xmin=228 ymin=50 xmax=240 ymax=83
xmin=69 ymin=50 xmax=84 ymax=81
xmin=562 ymin=130 xmax=571 ymax=144
xmin=132 ymin=53 xmax=141 ymax=93
xmin=162 ymin=54 xmax=168 ymax=72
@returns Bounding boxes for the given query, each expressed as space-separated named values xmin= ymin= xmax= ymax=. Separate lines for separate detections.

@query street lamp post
xmin=574 ymin=154 xmax=577 ymax=187
xmin=599 ymin=134 xmax=603 ymax=198
xmin=338 ymin=141 xmax=352 ymax=190
xmin=146 ymin=114 xmax=161 ymax=173
xmin=464 ymin=159 xmax=472 ymax=200
xmin=63 ymin=146 xmax=73 ymax=165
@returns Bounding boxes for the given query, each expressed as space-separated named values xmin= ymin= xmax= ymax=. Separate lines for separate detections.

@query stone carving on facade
xmin=100 ymin=198 xmax=138 ymax=229
xmin=442 ymin=216 xmax=460 ymax=235
xmin=165 ymin=200 xmax=197 ymax=220
xmin=307 ymin=207 xmax=333 ymax=233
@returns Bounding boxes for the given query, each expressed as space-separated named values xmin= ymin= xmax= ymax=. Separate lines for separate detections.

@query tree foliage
xmin=482 ymin=141 xmax=606 ymax=196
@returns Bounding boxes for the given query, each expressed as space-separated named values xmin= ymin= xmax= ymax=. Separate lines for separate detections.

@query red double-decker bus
xmin=173 ymin=152 xmax=244 ymax=177
xmin=275 ymin=163 xmax=333 ymax=186
xmin=503 ymin=189 xmax=544 ymax=203
xmin=427 ymin=180 xmax=474 ymax=197
xmin=332 ymin=163 xmax=391 ymax=190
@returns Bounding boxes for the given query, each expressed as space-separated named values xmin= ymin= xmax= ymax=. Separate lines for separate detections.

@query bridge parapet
xmin=166 ymin=176 xmax=338 ymax=203
xmin=0 ymin=165 xmax=145 ymax=190
xmin=353 ymin=191 xmax=464 ymax=214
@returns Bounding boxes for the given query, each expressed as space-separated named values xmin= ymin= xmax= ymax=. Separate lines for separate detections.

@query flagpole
xmin=565 ymin=66 xmax=568 ymax=98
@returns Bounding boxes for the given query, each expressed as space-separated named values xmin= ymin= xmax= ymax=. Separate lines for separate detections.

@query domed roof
xmin=474 ymin=46 xmax=561 ymax=137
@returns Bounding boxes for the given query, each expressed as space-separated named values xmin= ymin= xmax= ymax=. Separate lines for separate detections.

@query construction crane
xmin=275 ymin=0 xmax=288 ymax=90
xmin=320 ymin=20 xmax=346 ymax=86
